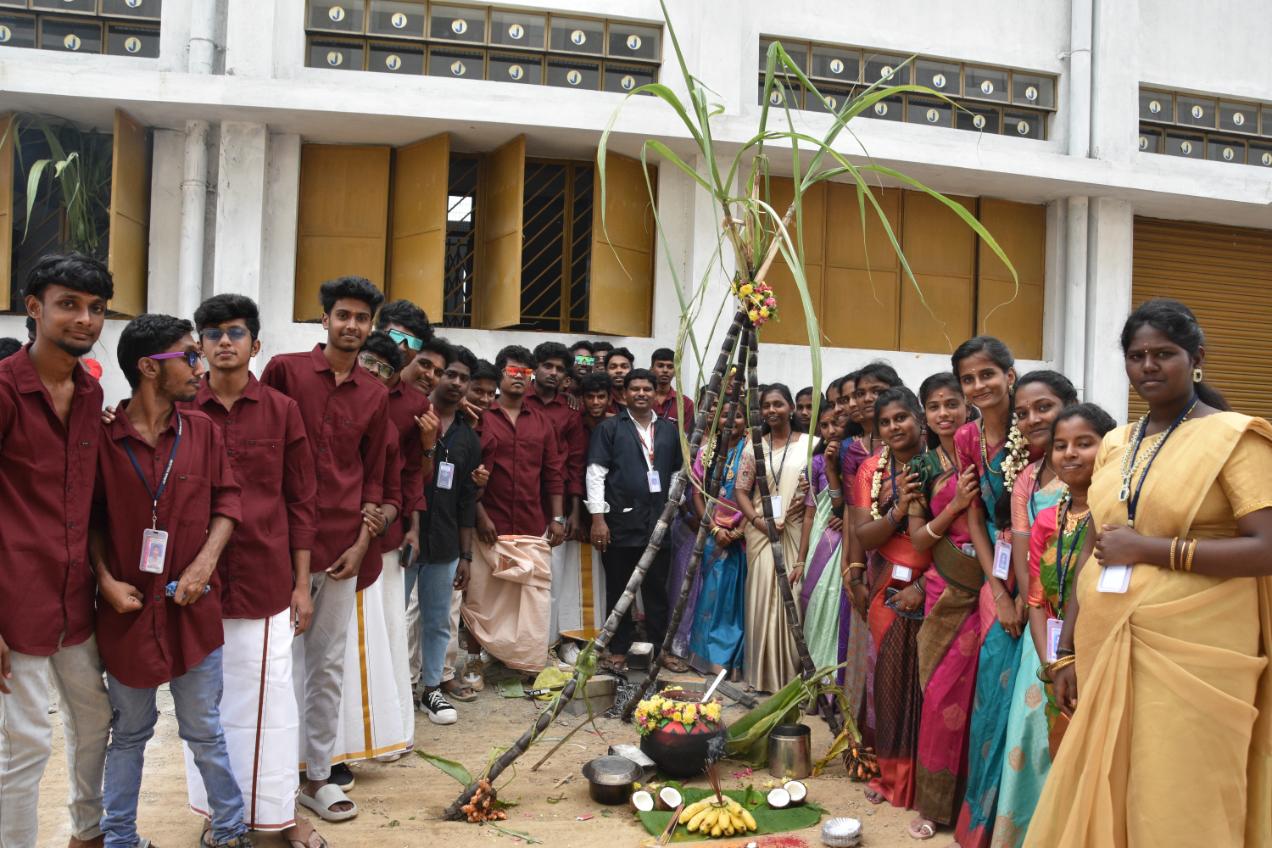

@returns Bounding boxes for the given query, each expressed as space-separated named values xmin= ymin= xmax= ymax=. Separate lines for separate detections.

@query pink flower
xmin=765 ymin=297 xmax=776 ymax=307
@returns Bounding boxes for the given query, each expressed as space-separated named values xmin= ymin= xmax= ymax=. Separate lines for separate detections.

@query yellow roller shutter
xmin=823 ymin=183 xmax=902 ymax=350
xmin=589 ymin=152 xmax=656 ymax=337
xmin=977 ymin=198 xmax=1045 ymax=359
xmin=1131 ymin=217 xmax=1272 ymax=420
xmin=0 ymin=115 xmax=11 ymax=309
xmin=760 ymin=177 xmax=825 ymax=346
xmin=474 ymin=135 xmax=524 ymax=329
xmin=108 ymin=109 xmax=150 ymax=317
xmin=389 ymin=133 xmax=449 ymax=322
xmin=294 ymin=144 xmax=390 ymax=322
xmin=899 ymin=192 xmax=977 ymax=354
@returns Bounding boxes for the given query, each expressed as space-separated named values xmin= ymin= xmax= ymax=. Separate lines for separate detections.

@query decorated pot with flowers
xmin=633 ymin=690 xmax=725 ymax=778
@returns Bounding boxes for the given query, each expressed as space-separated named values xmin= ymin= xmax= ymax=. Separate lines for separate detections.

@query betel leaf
xmin=415 ymin=750 xmax=474 ymax=786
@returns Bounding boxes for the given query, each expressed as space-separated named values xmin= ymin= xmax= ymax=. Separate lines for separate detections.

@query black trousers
xmin=601 ymin=544 xmax=670 ymax=656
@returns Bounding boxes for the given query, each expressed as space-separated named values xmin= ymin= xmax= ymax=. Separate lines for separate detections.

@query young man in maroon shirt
xmin=184 ymin=294 xmax=322 ymax=846
xmin=605 ymin=346 xmax=634 ymax=414
xmin=650 ymin=347 xmax=695 ymax=432
xmin=0 ymin=254 xmax=114 ymax=848
xmin=91 ymin=315 xmax=247 ymax=848
xmin=260 ymin=277 xmax=391 ymax=823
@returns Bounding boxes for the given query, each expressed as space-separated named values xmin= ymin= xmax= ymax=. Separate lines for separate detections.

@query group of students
xmin=678 ymin=299 xmax=1272 ymax=847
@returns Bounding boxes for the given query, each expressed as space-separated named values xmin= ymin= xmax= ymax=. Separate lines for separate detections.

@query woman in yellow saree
xmin=1025 ymin=298 xmax=1272 ymax=847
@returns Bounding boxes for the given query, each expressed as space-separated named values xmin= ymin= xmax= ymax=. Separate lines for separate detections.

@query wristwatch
xmin=422 ymin=444 xmax=437 ymax=458
xmin=552 ymin=515 xmax=567 ymax=525
xmin=459 ymin=551 xmax=473 ymax=561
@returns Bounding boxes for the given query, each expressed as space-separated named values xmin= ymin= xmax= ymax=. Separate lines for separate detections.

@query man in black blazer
xmin=585 ymin=368 xmax=683 ymax=669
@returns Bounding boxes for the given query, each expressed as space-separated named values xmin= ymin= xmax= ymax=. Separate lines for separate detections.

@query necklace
xmin=1117 ymin=396 xmax=1198 ymax=525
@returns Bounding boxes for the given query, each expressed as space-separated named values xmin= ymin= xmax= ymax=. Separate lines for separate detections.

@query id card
xmin=139 ymin=528 xmax=168 ymax=575
xmin=437 ymin=461 xmax=455 ymax=490
xmin=1046 ymin=618 xmax=1064 ymax=663
xmin=647 ymin=469 xmax=662 ymax=493
xmin=892 ymin=564 xmax=913 ymax=583
xmin=1098 ymin=564 xmax=1133 ymax=594
xmin=770 ymin=496 xmax=784 ymax=520
xmin=992 ymin=538 xmax=1012 ymax=580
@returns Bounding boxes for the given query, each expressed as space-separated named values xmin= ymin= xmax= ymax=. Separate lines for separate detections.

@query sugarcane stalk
xmin=443 ymin=309 xmax=748 ymax=820
xmin=628 ymin=339 xmax=749 ymax=715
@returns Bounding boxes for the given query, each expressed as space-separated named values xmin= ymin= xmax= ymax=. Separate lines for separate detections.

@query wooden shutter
xmin=760 ymin=177 xmax=825 ymax=346
xmin=822 ymin=183 xmax=902 ymax=350
xmin=294 ymin=144 xmax=390 ymax=321
xmin=588 ymin=152 xmax=656 ymax=337
xmin=1131 ymin=217 xmax=1272 ymax=419
xmin=899 ymin=191 xmax=977 ymax=354
xmin=474 ymin=135 xmax=523 ymax=329
xmin=389 ymin=133 xmax=449 ymax=321
xmin=0 ymin=115 xmax=11 ymax=309
xmin=977 ymin=198 xmax=1046 ymax=358
xmin=107 ymin=109 xmax=150 ymax=317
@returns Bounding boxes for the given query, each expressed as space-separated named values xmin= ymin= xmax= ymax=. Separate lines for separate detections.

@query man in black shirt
xmin=585 ymin=368 xmax=682 ymax=671
xmin=408 ymin=342 xmax=481 ymax=725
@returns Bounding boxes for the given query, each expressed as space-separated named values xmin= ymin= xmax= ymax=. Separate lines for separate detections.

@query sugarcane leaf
xmin=22 ymin=157 xmax=52 ymax=240
xmin=812 ymin=726 xmax=858 ymax=776
xmin=415 ymin=750 xmax=474 ymax=786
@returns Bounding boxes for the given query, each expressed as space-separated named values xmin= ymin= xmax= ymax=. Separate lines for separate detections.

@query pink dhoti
xmin=461 ymin=536 xmax=552 ymax=673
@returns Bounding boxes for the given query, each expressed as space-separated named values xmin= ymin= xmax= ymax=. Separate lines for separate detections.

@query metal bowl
xmin=581 ymin=755 xmax=642 ymax=805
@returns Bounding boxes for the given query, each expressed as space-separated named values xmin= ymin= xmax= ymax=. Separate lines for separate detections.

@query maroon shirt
xmin=94 ymin=405 xmax=242 ymax=688
xmin=525 ymin=391 xmax=586 ymax=498
xmin=183 ymin=374 xmax=317 ymax=619
xmin=479 ymin=401 xmax=565 ymax=536
xmin=260 ymin=345 xmax=391 ymax=572
xmin=359 ymin=425 xmax=404 ymax=592
xmin=653 ymin=390 xmax=695 ymax=434
xmin=383 ymin=381 xmax=430 ymax=552
xmin=0 ymin=347 xmax=102 ymax=656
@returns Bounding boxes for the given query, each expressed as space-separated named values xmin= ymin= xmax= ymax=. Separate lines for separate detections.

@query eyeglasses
xmin=387 ymin=328 xmax=424 ymax=351
xmin=200 ymin=326 xmax=251 ymax=343
xmin=574 ymin=355 xmax=596 ymax=367
xmin=503 ymin=366 xmax=534 ymax=379
xmin=148 ymin=350 xmax=201 ymax=368
xmin=358 ymin=353 xmax=396 ymax=380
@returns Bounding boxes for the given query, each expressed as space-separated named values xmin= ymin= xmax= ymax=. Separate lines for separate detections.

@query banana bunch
xmin=681 ymin=796 xmax=758 ymax=838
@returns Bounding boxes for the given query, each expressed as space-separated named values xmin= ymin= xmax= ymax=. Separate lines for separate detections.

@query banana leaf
xmin=723 ymin=677 xmax=806 ymax=766
xmin=637 ymin=787 xmax=824 ymax=842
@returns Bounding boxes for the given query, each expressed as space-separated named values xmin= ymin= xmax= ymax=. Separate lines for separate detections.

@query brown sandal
xmin=660 ymin=654 xmax=690 ymax=673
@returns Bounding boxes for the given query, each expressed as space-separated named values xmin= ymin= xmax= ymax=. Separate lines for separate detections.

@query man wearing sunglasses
xmin=261 ymin=277 xmax=392 ymax=823
xmin=92 ymin=314 xmax=248 ymax=848
xmin=568 ymin=340 xmax=595 ymax=386
xmin=179 ymin=294 xmax=323 ymax=847
xmin=463 ymin=345 xmax=565 ymax=676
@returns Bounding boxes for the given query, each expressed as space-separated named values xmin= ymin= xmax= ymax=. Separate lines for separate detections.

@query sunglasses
xmin=503 ymin=366 xmax=534 ymax=379
xmin=358 ymin=353 xmax=396 ymax=380
xmin=574 ymin=355 xmax=596 ymax=367
xmin=200 ymin=326 xmax=251 ymax=343
xmin=149 ymin=350 xmax=201 ymax=368
xmin=387 ymin=328 xmax=424 ymax=351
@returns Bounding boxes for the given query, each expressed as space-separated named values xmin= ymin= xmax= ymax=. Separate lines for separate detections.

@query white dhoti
xmin=461 ymin=536 xmax=551 ymax=673
xmin=186 ymin=610 xmax=298 ymax=831
xmin=549 ymin=541 xmax=583 ymax=646
xmin=407 ymin=577 xmax=421 ymax=688
xmin=378 ymin=550 xmax=415 ymax=750
xmin=331 ymin=575 xmax=409 ymax=763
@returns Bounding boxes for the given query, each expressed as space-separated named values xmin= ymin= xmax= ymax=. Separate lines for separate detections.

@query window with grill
xmin=0 ymin=0 xmax=160 ymax=58
xmin=442 ymin=155 xmax=477 ymax=327
xmin=1138 ymin=87 xmax=1272 ymax=169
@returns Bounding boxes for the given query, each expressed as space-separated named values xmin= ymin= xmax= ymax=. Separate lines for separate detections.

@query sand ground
xmin=35 ymin=675 xmax=927 ymax=847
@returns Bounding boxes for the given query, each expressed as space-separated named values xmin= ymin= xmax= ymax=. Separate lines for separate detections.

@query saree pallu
xmin=666 ymin=510 xmax=702 ymax=658
xmin=915 ymin=539 xmax=984 ymax=826
xmin=802 ymin=488 xmax=843 ymax=670
xmin=1025 ymin=414 xmax=1272 ymax=848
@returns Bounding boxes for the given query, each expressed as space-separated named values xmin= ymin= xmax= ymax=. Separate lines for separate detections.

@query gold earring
xmin=1193 ymin=368 xmax=1203 ymax=383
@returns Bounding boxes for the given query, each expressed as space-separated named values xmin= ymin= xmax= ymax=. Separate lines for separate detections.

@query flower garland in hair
xmin=983 ymin=414 xmax=1030 ymax=492
xmin=869 ymin=445 xmax=891 ymax=520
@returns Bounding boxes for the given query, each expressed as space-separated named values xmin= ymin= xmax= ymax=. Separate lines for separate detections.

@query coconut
xmin=766 ymin=786 xmax=791 ymax=809
xmin=783 ymin=779 xmax=808 ymax=805
xmin=658 ymin=785 xmax=683 ymax=810
xmin=630 ymin=790 xmax=655 ymax=813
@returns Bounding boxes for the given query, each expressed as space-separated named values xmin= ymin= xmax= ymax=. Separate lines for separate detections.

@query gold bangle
xmin=924 ymin=523 xmax=941 ymax=540
xmin=1184 ymin=538 xmax=1197 ymax=572
xmin=847 ymin=562 xmax=867 ymax=572
xmin=1169 ymin=536 xmax=1179 ymax=571
xmin=1037 ymin=653 xmax=1077 ymax=684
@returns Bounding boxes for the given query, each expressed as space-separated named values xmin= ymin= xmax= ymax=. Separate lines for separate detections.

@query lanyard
xmin=1027 ymin=462 xmax=1045 ymax=523
xmin=1122 ymin=396 xmax=1197 ymax=527
xmin=766 ymin=433 xmax=793 ymax=490
xmin=1055 ymin=500 xmax=1089 ymax=611
xmin=630 ymin=415 xmax=656 ymax=468
xmin=123 ymin=411 xmax=183 ymax=530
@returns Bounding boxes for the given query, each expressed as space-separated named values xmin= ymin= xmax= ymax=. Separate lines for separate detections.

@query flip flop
xmin=660 ymin=654 xmax=690 ymax=673
xmin=298 ymin=783 xmax=358 ymax=823
xmin=863 ymin=788 xmax=886 ymax=805
xmin=285 ymin=824 xmax=329 ymax=848
xmin=908 ymin=818 xmax=937 ymax=840
xmin=441 ymin=680 xmax=479 ymax=702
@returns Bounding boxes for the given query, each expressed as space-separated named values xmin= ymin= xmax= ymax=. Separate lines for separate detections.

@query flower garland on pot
xmin=633 ymin=692 xmax=724 ymax=736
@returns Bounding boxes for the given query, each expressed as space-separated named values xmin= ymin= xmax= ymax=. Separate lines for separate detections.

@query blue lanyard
xmin=1123 ymin=396 xmax=1197 ymax=528
xmin=123 ymin=411 xmax=182 ymax=530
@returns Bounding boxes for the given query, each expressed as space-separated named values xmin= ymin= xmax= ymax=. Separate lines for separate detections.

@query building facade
xmin=1 ymin=0 xmax=1270 ymax=420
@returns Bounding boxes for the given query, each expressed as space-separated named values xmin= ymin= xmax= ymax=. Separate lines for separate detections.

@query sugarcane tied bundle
xmin=680 ymin=796 xmax=759 ymax=838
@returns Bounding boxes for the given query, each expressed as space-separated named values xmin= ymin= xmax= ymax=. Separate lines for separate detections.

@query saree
xmin=742 ymin=433 xmax=809 ymax=693
xmin=1025 ymin=504 xmax=1083 ymax=756
xmin=1025 ymin=413 xmax=1272 ymax=847
xmin=666 ymin=508 xmax=703 ymax=659
xmin=915 ymin=464 xmax=985 ymax=826
xmin=689 ymin=441 xmax=747 ymax=671
xmin=855 ymin=454 xmax=932 ymax=809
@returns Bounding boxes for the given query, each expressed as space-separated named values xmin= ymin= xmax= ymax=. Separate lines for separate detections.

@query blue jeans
xmin=405 ymin=558 xmax=459 ymax=688
xmin=102 ymin=648 xmax=246 ymax=848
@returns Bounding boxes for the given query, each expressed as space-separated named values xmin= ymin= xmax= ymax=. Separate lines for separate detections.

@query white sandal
xmin=298 ymin=783 xmax=358 ymax=823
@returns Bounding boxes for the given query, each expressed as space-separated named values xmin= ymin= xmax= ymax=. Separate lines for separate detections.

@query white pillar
xmin=1062 ymin=196 xmax=1090 ymax=396
xmin=1084 ymin=197 xmax=1134 ymax=421
xmin=257 ymin=133 xmax=303 ymax=365
xmin=1089 ymin=0 xmax=1139 ymax=164
xmin=224 ymin=0 xmax=276 ymax=77
xmin=212 ymin=123 xmax=269 ymax=301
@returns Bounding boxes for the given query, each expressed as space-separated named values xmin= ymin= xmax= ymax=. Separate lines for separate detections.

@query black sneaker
xmin=421 ymin=688 xmax=458 ymax=725
xmin=329 ymin=762 xmax=355 ymax=791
